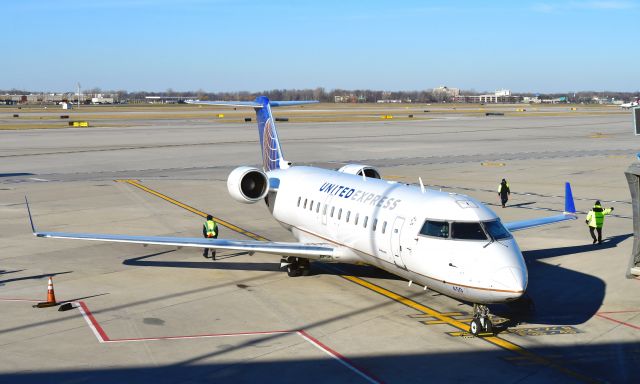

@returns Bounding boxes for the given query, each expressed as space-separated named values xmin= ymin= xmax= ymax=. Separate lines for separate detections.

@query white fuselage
xmin=267 ymin=166 xmax=527 ymax=305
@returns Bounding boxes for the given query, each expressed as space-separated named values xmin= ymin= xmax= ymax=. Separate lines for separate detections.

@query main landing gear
xmin=280 ymin=257 xmax=311 ymax=277
xmin=469 ymin=304 xmax=493 ymax=336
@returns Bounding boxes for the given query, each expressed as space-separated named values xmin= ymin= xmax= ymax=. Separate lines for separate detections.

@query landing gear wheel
xmin=285 ymin=257 xmax=302 ymax=277
xmin=299 ymin=258 xmax=311 ymax=276
xmin=483 ymin=318 xmax=493 ymax=334
xmin=470 ymin=303 xmax=494 ymax=336
xmin=470 ymin=318 xmax=482 ymax=336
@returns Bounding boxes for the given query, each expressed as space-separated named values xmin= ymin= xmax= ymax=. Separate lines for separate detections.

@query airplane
xmin=621 ymin=98 xmax=639 ymax=109
xmin=26 ymin=95 xmax=577 ymax=336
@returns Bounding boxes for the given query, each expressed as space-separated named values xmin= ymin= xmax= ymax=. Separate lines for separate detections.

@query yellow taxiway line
xmin=115 ymin=178 xmax=598 ymax=383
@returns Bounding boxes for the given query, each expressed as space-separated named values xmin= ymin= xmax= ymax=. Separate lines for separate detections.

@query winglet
xmin=25 ymin=196 xmax=37 ymax=234
xmin=565 ymin=182 xmax=576 ymax=214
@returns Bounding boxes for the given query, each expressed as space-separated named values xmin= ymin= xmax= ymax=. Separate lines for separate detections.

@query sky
xmin=1 ymin=0 xmax=639 ymax=93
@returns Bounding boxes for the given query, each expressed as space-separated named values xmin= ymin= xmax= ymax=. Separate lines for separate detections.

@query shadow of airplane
xmin=0 ymin=271 xmax=72 ymax=286
xmin=492 ymin=233 xmax=632 ymax=327
xmin=0 ymin=341 xmax=636 ymax=383
xmin=123 ymin=250 xmax=405 ymax=281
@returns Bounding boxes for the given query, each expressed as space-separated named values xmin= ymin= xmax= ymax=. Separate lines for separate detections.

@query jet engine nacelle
xmin=337 ymin=164 xmax=381 ymax=179
xmin=227 ymin=166 xmax=269 ymax=204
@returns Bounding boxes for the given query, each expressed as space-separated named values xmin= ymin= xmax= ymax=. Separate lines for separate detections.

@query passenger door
xmin=391 ymin=217 xmax=407 ymax=269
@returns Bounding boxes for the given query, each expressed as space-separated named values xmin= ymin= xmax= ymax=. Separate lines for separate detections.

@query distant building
xmin=432 ymin=86 xmax=460 ymax=98
xmin=91 ymin=95 xmax=114 ymax=104
xmin=61 ymin=102 xmax=73 ymax=110
xmin=455 ymin=89 xmax=520 ymax=103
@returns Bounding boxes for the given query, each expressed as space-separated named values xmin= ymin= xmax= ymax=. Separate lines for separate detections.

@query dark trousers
xmin=500 ymin=194 xmax=509 ymax=207
xmin=203 ymin=236 xmax=216 ymax=259
xmin=589 ymin=226 xmax=602 ymax=243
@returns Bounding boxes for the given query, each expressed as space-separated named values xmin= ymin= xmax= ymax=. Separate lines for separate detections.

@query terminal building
xmin=455 ymin=89 xmax=521 ymax=103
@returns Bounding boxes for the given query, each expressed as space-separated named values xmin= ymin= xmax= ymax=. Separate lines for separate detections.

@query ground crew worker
xmin=202 ymin=214 xmax=218 ymax=260
xmin=498 ymin=178 xmax=510 ymax=208
xmin=586 ymin=201 xmax=614 ymax=244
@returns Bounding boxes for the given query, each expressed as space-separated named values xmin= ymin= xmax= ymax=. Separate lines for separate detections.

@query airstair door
xmin=391 ymin=217 xmax=407 ymax=269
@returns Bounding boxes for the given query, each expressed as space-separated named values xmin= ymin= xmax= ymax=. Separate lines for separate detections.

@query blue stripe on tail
xmin=254 ymin=96 xmax=285 ymax=172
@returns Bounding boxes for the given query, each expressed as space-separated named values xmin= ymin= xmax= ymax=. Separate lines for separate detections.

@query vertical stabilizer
xmin=254 ymin=96 xmax=287 ymax=172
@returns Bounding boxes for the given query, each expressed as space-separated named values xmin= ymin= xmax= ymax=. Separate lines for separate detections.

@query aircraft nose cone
xmin=492 ymin=267 xmax=527 ymax=294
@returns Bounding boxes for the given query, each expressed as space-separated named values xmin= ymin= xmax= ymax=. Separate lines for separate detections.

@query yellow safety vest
xmin=586 ymin=205 xmax=612 ymax=228
xmin=204 ymin=220 xmax=217 ymax=238
xmin=498 ymin=182 xmax=510 ymax=193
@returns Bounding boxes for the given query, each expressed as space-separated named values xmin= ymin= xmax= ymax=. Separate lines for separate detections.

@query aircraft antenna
xmin=418 ymin=177 xmax=425 ymax=193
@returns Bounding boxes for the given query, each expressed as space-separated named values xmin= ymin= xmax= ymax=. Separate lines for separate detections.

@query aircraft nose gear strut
xmin=470 ymin=304 xmax=493 ymax=336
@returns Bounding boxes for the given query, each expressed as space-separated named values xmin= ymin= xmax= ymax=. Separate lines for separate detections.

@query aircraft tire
xmin=484 ymin=319 xmax=493 ymax=334
xmin=470 ymin=318 xmax=481 ymax=336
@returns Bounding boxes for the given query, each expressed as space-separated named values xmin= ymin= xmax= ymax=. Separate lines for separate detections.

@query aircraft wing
xmin=33 ymin=231 xmax=334 ymax=258
xmin=503 ymin=182 xmax=577 ymax=232
xmin=25 ymin=198 xmax=334 ymax=259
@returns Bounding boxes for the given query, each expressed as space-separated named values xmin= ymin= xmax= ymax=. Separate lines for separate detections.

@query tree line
xmin=2 ymin=87 xmax=639 ymax=103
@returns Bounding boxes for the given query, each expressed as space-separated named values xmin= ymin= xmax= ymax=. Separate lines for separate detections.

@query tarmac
xmin=1 ymin=104 xmax=639 ymax=383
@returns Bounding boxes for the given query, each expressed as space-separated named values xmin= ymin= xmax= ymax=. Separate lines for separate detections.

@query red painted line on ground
xmin=597 ymin=309 xmax=640 ymax=314
xmin=72 ymin=301 xmax=380 ymax=383
xmin=298 ymin=330 xmax=383 ymax=384
xmin=0 ymin=298 xmax=41 ymax=303
xmin=77 ymin=301 xmax=110 ymax=342
xmin=1 ymin=297 xmax=381 ymax=383
xmin=596 ymin=313 xmax=640 ymax=331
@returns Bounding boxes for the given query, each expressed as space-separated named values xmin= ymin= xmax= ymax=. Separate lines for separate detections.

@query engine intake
xmin=227 ymin=166 xmax=269 ymax=204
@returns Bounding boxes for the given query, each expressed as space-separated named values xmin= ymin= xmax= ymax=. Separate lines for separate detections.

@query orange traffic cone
xmin=34 ymin=276 xmax=58 ymax=308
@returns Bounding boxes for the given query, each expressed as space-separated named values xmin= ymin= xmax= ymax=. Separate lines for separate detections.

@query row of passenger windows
xmin=297 ymin=196 xmax=388 ymax=233
xmin=419 ymin=219 xmax=511 ymax=241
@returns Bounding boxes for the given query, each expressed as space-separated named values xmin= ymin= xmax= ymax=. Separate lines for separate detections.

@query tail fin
xmin=254 ymin=96 xmax=285 ymax=172
xmin=187 ymin=96 xmax=318 ymax=172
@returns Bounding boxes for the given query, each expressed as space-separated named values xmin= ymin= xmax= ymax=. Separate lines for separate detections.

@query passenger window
xmin=346 ymin=211 xmax=351 ymax=222
xmin=331 ymin=206 xmax=335 ymax=217
xmin=363 ymin=216 xmax=368 ymax=228
xmin=373 ymin=219 xmax=378 ymax=231
xmin=310 ymin=200 xmax=314 ymax=211
xmin=338 ymin=208 xmax=342 ymax=220
xmin=420 ymin=220 xmax=449 ymax=238
xmin=452 ymin=222 xmax=487 ymax=240
xmin=382 ymin=221 xmax=387 ymax=234
xmin=297 ymin=196 xmax=301 ymax=207
xmin=316 ymin=203 xmax=320 ymax=213
xmin=323 ymin=204 xmax=327 ymax=215
xmin=354 ymin=213 xmax=359 ymax=225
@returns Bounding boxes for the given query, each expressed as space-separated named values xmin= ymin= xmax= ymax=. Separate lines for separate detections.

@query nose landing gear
xmin=470 ymin=304 xmax=493 ymax=336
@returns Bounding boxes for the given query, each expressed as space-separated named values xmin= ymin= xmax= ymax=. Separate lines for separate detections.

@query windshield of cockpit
xmin=419 ymin=219 xmax=512 ymax=241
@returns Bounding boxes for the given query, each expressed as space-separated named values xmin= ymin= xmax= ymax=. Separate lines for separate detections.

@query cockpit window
xmin=483 ymin=220 xmax=511 ymax=240
xmin=419 ymin=220 xmax=449 ymax=238
xmin=451 ymin=222 xmax=487 ymax=240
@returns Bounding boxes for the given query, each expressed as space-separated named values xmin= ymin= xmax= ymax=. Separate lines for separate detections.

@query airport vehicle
xmin=27 ymin=96 xmax=577 ymax=336
xmin=621 ymin=99 xmax=640 ymax=109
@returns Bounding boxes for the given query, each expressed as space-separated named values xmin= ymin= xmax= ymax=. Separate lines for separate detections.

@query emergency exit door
xmin=391 ymin=217 xmax=406 ymax=269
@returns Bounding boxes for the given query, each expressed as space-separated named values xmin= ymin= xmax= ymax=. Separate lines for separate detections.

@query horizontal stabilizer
xmin=186 ymin=100 xmax=318 ymax=108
